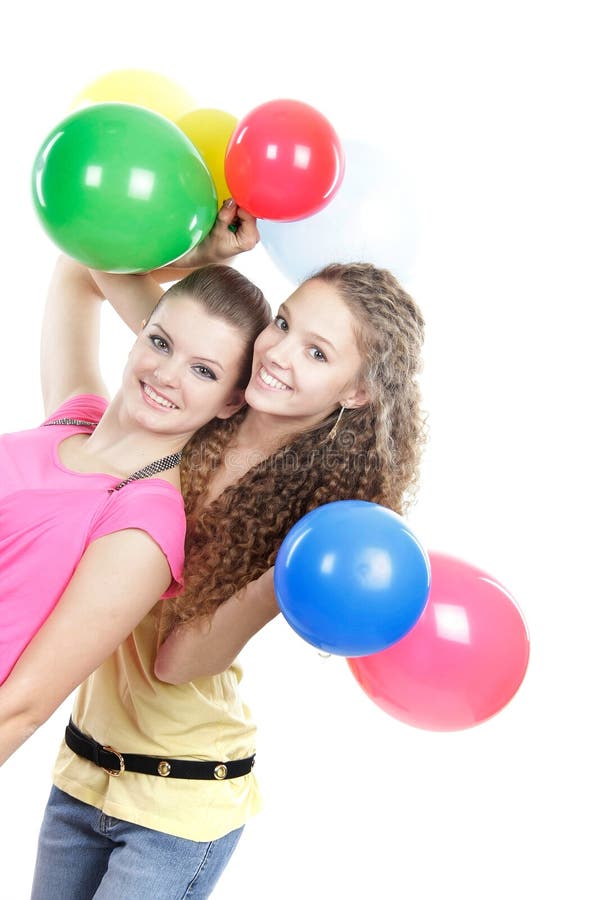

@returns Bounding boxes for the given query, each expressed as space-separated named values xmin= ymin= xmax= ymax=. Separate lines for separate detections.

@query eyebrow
xmin=280 ymin=303 xmax=337 ymax=353
xmin=150 ymin=323 xmax=225 ymax=372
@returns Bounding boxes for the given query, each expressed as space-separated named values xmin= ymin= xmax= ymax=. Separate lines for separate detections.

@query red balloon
xmin=347 ymin=552 xmax=530 ymax=731
xmin=224 ymin=98 xmax=345 ymax=221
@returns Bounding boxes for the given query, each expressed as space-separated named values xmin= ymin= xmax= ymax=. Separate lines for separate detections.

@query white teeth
xmin=143 ymin=384 xmax=177 ymax=408
xmin=259 ymin=367 xmax=290 ymax=391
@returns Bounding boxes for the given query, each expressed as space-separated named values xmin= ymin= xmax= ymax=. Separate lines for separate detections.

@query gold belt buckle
xmin=102 ymin=745 xmax=125 ymax=777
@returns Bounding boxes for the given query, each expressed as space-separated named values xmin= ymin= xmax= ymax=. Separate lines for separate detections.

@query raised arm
xmin=40 ymin=256 xmax=111 ymax=417
xmin=154 ymin=568 xmax=279 ymax=684
xmin=0 ymin=530 xmax=172 ymax=765
xmin=90 ymin=201 xmax=261 ymax=335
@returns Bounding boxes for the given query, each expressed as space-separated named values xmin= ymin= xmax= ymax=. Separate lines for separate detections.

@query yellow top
xmin=52 ymin=605 xmax=262 ymax=841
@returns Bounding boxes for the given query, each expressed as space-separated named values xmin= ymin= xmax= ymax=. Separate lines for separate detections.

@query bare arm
xmin=90 ymin=202 xmax=261 ymax=335
xmin=87 ymin=269 xmax=163 ymax=334
xmin=40 ymin=256 xmax=111 ymax=416
xmin=0 ymin=529 xmax=172 ymax=765
xmin=154 ymin=568 xmax=279 ymax=684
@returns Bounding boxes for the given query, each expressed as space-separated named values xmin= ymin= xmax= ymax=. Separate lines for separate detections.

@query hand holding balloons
xmin=274 ymin=501 xmax=431 ymax=656
xmin=173 ymin=202 xmax=260 ymax=270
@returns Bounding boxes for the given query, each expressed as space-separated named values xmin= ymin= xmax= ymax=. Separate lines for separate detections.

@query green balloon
xmin=31 ymin=102 xmax=218 ymax=273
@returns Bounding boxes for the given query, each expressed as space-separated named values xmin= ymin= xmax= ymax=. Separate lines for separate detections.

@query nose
xmin=153 ymin=360 xmax=181 ymax=388
xmin=264 ymin=337 xmax=292 ymax=372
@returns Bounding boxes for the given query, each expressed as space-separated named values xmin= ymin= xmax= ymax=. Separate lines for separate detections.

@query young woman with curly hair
xmin=28 ymin=202 xmax=426 ymax=900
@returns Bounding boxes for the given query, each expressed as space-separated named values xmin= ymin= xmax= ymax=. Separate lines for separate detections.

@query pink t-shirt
xmin=0 ymin=394 xmax=186 ymax=684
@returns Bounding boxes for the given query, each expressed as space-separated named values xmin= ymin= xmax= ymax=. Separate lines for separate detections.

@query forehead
xmin=285 ymin=279 xmax=360 ymax=347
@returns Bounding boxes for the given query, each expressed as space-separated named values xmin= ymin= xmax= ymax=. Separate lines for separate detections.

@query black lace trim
xmin=44 ymin=418 xmax=181 ymax=492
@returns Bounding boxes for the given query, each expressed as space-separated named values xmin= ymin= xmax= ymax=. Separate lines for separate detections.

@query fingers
xmin=216 ymin=198 xmax=238 ymax=226
xmin=233 ymin=205 xmax=260 ymax=250
xmin=212 ymin=199 xmax=260 ymax=256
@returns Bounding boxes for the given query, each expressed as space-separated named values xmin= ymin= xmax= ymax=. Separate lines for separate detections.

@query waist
xmin=65 ymin=718 xmax=256 ymax=780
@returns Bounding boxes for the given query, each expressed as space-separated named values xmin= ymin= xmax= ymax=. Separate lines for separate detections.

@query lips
xmin=141 ymin=382 xmax=179 ymax=409
xmin=257 ymin=365 xmax=291 ymax=391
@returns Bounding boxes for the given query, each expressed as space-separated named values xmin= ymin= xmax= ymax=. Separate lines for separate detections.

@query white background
xmin=1 ymin=1 xmax=598 ymax=898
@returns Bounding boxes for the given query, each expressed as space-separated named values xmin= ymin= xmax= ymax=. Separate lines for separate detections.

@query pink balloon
xmin=347 ymin=551 xmax=530 ymax=731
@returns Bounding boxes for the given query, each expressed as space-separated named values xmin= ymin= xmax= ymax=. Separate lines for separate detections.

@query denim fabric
xmin=30 ymin=786 xmax=243 ymax=899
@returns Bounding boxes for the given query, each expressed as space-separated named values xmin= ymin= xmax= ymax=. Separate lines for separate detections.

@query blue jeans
xmin=30 ymin=786 xmax=243 ymax=900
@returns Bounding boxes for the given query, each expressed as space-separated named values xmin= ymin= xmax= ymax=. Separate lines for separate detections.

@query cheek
xmin=128 ymin=338 xmax=149 ymax=362
xmin=123 ymin=347 xmax=139 ymax=372
xmin=307 ymin=369 xmax=347 ymax=400
xmin=253 ymin=326 xmax=278 ymax=359
xmin=127 ymin=352 xmax=150 ymax=377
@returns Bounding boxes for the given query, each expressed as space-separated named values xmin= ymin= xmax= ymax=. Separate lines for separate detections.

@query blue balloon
xmin=259 ymin=139 xmax=418 ymax=286
xmin=274 ymin=500 xmax=431 ymax=657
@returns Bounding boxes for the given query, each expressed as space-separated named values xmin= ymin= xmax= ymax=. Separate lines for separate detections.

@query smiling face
xmin=121 ymin=293 xmax=247 ymax=439
xmin=244 ymin=278 xmax=369 ymax=429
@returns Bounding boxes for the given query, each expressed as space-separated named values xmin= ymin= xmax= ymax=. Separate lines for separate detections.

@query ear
xmin=215 ymin=387 xmax=247 ymax=420
xmin=342 ymin=384 xmax=371 ymax=410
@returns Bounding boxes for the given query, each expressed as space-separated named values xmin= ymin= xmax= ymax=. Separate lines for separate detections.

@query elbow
xmin=153 ymin=654 xmax=235 ymax=685
xmin=16 ymin=712 xmax=43 ymax=745
xmin=0 ymin=706 xmax=46 ymax=766
xmin=11 ymin=694 xmax=50 ymax=736
xmin=153 ymin=651 xmax=203 ymax=685
xmin=1 ymin=672 xmax=60 ymax=741
xmin=153 ymin=656 xmax=184 ymax=685
xmin=153 ymin=618 xmax=236 ymax=684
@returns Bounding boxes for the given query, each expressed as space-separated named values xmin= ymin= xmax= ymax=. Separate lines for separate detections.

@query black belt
xmin=65 ymin=719 xmax=255 ymax=780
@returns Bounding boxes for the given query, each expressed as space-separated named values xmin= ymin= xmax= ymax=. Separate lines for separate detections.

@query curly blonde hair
xmin=168 ymin=262 xmax=426 ymax=630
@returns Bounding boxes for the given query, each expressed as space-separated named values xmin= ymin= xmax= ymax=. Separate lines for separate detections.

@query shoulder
xmin=98 ymin=480 xmax=186 ymax=532
xmin=91 ymin=481 xmax=187 ymax=596
xmin=42 ymin=393 xmax=109 ymax=426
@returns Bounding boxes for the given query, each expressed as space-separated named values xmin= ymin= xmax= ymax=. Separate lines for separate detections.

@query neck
xmin=83 ymin=395 xmax=191 ymax=475
xmin=234 ymin=407 xmax=328 ymax=457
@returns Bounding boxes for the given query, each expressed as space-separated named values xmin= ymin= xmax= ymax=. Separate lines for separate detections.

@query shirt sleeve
xmin=88 ymin=481 xmax=187 ymax=599
xmin=42 ymin=393 xmax=109 ymax=426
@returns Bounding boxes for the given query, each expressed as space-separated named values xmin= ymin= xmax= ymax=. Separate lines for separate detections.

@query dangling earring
xmin=328 ymin=404 xmax=346 ymax=441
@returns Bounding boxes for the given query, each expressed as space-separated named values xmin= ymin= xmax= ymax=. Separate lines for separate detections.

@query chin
xmin=245 ymin=388 xmax=282 ymax=415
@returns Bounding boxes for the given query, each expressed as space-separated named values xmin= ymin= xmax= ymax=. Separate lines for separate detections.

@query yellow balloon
xmin=176 ymin=108 xmax=238 ymax=207
xmin=71 ymin=69 xmax=197 ymax=124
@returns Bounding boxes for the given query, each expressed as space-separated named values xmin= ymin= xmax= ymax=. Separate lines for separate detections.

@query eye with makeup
xmin=191 ymin=364 xmax=217 ymax=381
xmin=148 ymin=333 xmax=169 ymax=352
xmin=308 ymin=346 xmax=327 ymax=362
xmin=148 ymin=333 xmax=216 ymax=381
xmin=273 ymin=313 xmax=327 ymax=361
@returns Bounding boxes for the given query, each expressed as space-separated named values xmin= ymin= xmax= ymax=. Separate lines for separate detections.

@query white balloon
xmin=259 ymin=139 xmax=418 ymax=285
